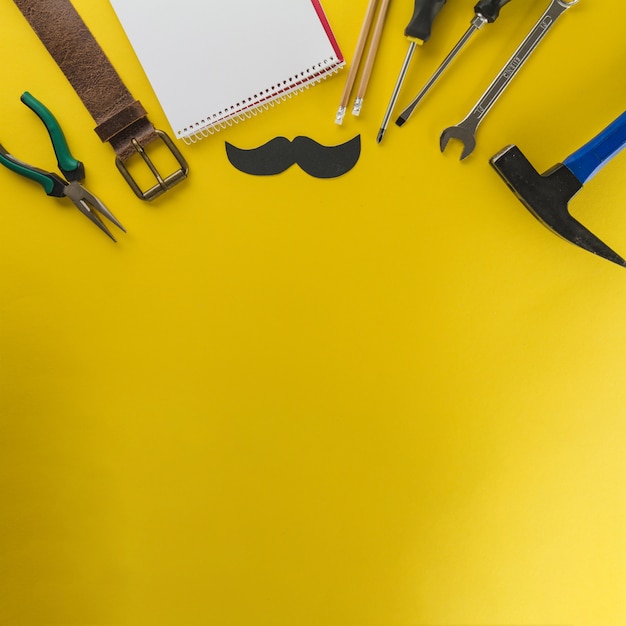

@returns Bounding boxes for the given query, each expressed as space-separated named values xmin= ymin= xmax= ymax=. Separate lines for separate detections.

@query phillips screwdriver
xmin=377 ymin=0 xmax=447 ymax=144
xmin=396 ymin=0 xmax=512 ymax=127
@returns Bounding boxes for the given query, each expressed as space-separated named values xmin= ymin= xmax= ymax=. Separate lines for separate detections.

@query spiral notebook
xmin=109 ymin=0 xmax=344 ymax=142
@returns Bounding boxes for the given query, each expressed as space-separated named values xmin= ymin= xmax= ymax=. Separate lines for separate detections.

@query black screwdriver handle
xmin=474 ymin=0 xmax=513 ymax=23
xmin=405 ymin=0 xmax=447 ymax=42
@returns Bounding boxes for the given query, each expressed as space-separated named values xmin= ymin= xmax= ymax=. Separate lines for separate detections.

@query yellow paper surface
xmin=1 ymin=1 xmax=625 ymax=625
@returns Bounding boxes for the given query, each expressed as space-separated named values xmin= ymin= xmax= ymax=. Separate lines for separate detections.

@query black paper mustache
xmin=225 ymin=135 xmax=361 ymax=178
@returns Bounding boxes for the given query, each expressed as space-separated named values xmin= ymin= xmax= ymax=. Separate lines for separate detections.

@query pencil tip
xmin=376 ymin=128 xmax=385 ymax=144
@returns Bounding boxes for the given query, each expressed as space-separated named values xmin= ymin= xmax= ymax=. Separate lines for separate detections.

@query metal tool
xmin=0 ymin=92 xmax=125 ymax=241
xmin=376 ymin=0 xmax=447 ymax=143
xmin=491 ymin=110 xmax=626 ymax=267
xmin=440 ymin=0 xmax=579 ymax=160
xmin=396 ymin=0 xmax=513 ymax=127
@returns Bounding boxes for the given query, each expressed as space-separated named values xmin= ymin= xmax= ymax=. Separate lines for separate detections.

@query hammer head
xmin=490 ymin=145 xmax=626 ymax=267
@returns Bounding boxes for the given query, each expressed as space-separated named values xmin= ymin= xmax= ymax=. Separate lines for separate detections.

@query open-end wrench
xmin=440 ymin=0 xmax=579 ymax=160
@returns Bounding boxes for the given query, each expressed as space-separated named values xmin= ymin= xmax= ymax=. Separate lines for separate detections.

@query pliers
xmin=0 ymin=92 xmax=125 ymax=241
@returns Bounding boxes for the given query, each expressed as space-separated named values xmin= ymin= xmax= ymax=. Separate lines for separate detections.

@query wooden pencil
xmin=352 ymin=0 xmax=391 ymax=117
xmin=335 ymin=0 xmax=379 ymax=125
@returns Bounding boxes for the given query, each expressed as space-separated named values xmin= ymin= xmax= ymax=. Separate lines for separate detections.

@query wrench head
xmin=440 ymin=125 xmax=476 ymax=160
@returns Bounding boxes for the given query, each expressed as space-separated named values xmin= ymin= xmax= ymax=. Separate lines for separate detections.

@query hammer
xmin=490 ymin=110 xmax=626 ymax=266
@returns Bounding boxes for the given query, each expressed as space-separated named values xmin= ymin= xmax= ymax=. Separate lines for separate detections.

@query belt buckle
xmin=116 ymin=129 xmax=189 ymax=201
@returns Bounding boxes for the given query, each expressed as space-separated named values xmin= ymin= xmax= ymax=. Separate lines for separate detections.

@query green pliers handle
xmin=20 ymin=92 xmax=85 ymax=181
xmin=0 ymin=92 xmax=85 ymax=196
xmin=0 ymin=143 xmax=67 ymax=196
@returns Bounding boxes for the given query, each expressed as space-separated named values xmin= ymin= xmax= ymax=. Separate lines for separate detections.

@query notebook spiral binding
xmin=181 ymin=61 xmax=343 ymax=145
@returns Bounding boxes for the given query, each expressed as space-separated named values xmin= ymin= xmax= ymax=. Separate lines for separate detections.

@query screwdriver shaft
xmin=377 ymin=41 xmax=417 ymax=143
xmin=397 ymin=15 xmax=486 ymax=125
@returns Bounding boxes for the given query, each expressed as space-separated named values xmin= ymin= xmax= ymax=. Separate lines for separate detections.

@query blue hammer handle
xmin=563 ymin=110 xmax=626 ymax=184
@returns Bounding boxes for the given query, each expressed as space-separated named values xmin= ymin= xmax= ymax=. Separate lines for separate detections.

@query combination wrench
xmin=440 ymin=0 xmax=579 ymax=160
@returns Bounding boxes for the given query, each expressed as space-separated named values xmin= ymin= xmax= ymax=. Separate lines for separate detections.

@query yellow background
xmin=1 ymin=1 xmax=625 ymax=624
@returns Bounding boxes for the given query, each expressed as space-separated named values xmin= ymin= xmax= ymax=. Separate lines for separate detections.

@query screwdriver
xmin=376 ymin=0 xmax=447 ymax=144
xmin=396 ymin=0 xmax=513 ymax=127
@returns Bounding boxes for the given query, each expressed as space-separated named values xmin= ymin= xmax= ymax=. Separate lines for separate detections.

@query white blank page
xmin=109 ymin=0 xmax=343 ymax=140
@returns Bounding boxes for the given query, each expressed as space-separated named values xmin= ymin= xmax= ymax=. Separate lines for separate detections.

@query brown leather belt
xmin=12 ymin=0 xmax=188 ymax=200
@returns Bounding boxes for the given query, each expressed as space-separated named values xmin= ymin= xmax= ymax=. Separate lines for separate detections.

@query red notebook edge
xmin=310 ymin=0 xmax=344 ymax=63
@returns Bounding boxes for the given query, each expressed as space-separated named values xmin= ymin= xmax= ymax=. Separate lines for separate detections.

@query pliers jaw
xmin=63 ymin=181 xmax=126 ymax=242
